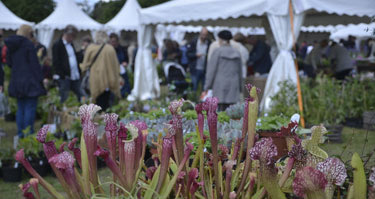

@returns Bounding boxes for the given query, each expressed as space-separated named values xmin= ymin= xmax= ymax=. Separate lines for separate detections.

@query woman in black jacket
xmin=5 ymin=25 xmax=46 ymax=137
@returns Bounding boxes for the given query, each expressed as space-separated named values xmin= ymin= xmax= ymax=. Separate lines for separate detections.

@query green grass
xmin=321 ymin=127 xmax=375 ymax=168
xmin=0 ymin=118 xmax=374 ymax=198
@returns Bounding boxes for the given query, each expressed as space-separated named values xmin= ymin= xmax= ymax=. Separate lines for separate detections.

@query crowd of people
xmin=0 ymin=24 xmax=134 ymax=137
xmin=161 ymin=28 xmax=275 ymax=110
xmin=0 ymin=24 xmax=373 ymax=137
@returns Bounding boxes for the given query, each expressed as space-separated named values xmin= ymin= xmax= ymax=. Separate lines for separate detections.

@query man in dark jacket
xmin=109 ymin=33 xmax=130 ymax=97
xmin=52 ymin=25 xmax=81 ymax=102
xmin=187 ymin=27 xmax=211 ymax=91
xmin=5 ymin=25 xmax=46 ymax=137
xmin=247 ymin=36 xmax=272 ymax=75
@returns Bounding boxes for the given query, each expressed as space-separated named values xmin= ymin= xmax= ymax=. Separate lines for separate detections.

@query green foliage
xmin=17 ymin=133 xmax=64 ymax=159
xmin=256 ymin=115 xmax=290 ymax=131
xmin=351 ymin=152 xmax=367 ymax=199
xmin=218 ymin=111 xmax=230 ymax=123
xmin=0 ymin=148 xmax=16 ymax=161
xmin=184 ymin=130 xmax=211 ymax=151
xmin=268 ymin=81 xmax=300 ymax=118
xmin=269 ymin=75 xmax=375 ymax=126
xmin=183 ymin=110 xmax=197 ymax=120
xmin=91 ymin=0 xmax=125 ymax=24
xmin=137 ymin=0 xmax=171 ymax=8
xmin=91 ymin=0 xmax=171 ymax=23
xmin=2 ymin=0 xmax=54 ymax=23
xmin=107 ymin=100 xmax=130 ymax=118
xmin=226 ymin=102 xmax=245 ymax=119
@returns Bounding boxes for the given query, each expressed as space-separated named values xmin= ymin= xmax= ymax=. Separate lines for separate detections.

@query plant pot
xmin=325 ymin=125 xmax=343 ymax=143
xmin=97 ymin=157 xmax=106 ymax=169
xmin=2 ymin=166 xmax=22 ymax=182
xmin=363 ymin=111 xmax=375 ymax=130
xmin=4 ymin=113 xmax=16 ymax=121
xmin=258 ymin=131 xmax=289 ymax=160
xmin=30 ymin=159 xmax=49 ymax=177
xmin=343 ymin=117 xmax=363 ymax=128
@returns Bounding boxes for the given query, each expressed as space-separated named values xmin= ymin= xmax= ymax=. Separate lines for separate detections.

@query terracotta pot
xmin=258 ymin=131 xmax=288 ymax=160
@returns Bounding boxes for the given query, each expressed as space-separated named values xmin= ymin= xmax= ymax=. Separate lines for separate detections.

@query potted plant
xmin=0 ymin=148 xmax=22 ymax=182
xmin=18 ymin=135 xmax=49 ymax=177
xmin=226 ymin=102 xmax=245 ymax=120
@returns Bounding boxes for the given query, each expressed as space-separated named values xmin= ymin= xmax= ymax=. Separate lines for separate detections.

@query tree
xmin=91 ymin=0 xmax=170 ymax=24
xmin=91 ymin=0 xmax=126 ymax=24
xmin=2 ymin=0 xmax=55 ymax=23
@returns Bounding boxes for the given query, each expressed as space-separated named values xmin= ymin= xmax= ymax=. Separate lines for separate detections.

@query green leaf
xmin=80 ymin=132 xmax=92 ymax=196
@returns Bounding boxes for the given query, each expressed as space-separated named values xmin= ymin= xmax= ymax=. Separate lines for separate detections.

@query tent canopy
xmin=140 ymin=0 xmax=374 ymax=27
xmin=36 ymin=0 xmax=103 ymax=48
xmin=0 ymin=1 xmax=34 ymax=30
xmin=330 ymin=23 xmax=375 ymax=41
xmin=130 ymin=0 xmax=374 ymax=104
xmin=300 ymin=25 xmax=345 ymax=33
xmin=105 ymin=0 xmax=141 ymax=32
xmin=36 ymin=0 xmax=102 ymax=31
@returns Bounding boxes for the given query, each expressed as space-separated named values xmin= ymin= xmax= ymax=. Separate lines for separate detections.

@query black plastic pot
xmin=97 ymin=157 xmax=106 ymax=169
xmin=344 ymin=117 xmax=363 ymax=128
xmin=325 ymin=125 xmax=343 ymax=143
xmin=4 ymin=113 xmax=16 ymax=121
xmin=363 ymin=111 xmax=375 ymax=130
xmin=31 ymin=160 xmax=49 ymax=177
xmin=2 ymin=166 xmax=22 ymax=182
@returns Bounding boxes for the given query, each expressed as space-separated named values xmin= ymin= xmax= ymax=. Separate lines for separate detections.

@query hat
xmin=218 ymin=30 xmax=232 ymax=41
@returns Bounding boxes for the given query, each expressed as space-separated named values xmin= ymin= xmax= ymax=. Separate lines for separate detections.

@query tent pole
xmin=288 ymin=0 xmax=306 ymax=128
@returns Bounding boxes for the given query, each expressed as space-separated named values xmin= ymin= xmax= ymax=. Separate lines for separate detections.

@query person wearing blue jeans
xmin=58 ymin=78 xmax=82 ymax=102
xmin=5 ymin=25 xmax=46 ymax=137
xmin=187 ymin=27 xmax=211 ymax=91
xmin=192 ymin=69 xmax=205 ymax=91
xmin=16 ymin=98 xmax=38 ymax=137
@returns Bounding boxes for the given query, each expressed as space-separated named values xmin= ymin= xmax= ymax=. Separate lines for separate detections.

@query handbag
xmin=81 ymin=44 xmax=105 ymax=96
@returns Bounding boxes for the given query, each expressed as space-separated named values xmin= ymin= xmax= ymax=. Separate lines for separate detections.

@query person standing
xmin=187 ymin=27 xmax=211 ymax=91
xmin=4 ymin=25 xmax=46 ymax=137
xmin=233 ymin=33 xmax=250 ymax=79
xmin=109 ymin=33 xmax=131 ymax=97
xmin=0 ymin=29 xmax=4 ymax=93
xmin=247 ymin=36 xmax=272 ymax=75
xmin=203 ymin=30 xmax=242 ymax=111
xmin=52 ymin=25 xmax=81 ymax=103
xmin=80 ymin=31 xmax=121 ymax=111
xmin=327 ymin=41 xmax=354 ymax=80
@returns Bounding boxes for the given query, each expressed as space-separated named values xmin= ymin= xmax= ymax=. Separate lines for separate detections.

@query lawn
xmin=0 ymin=118 xmax=374 ymax=198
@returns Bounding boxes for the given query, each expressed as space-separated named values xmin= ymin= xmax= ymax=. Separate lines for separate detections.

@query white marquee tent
xmin=330 ymin=23 xmax=375 ymax=41
xmin=35 ymin=0 xmax=103 ymax=48
xmin=0 ymin=1 xmax=34 ymax=30
xmin=300 ymin=25 xmax=346 ymax=33
xmin=130 ymin=0 xmax=374 ymax=111
xmin=104 ymin=0 xmax=141 ymax=32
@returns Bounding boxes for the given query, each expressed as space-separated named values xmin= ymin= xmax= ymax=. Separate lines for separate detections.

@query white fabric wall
xmin=261 ymin=13 xmax=304 ymax=111
xmin=37 ymin=28 xmax=55 ymax=48
xmin=169 ymin=29 xmax=186 ymax=45
xmin=154 ymin=26 xmax=168 ymax=61
xmin=127 ymin=25 xmax=160 ymax=101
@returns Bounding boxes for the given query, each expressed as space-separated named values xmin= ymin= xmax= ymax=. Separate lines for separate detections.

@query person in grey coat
xmin=203 ymin=30 xmax=242 ymax=111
